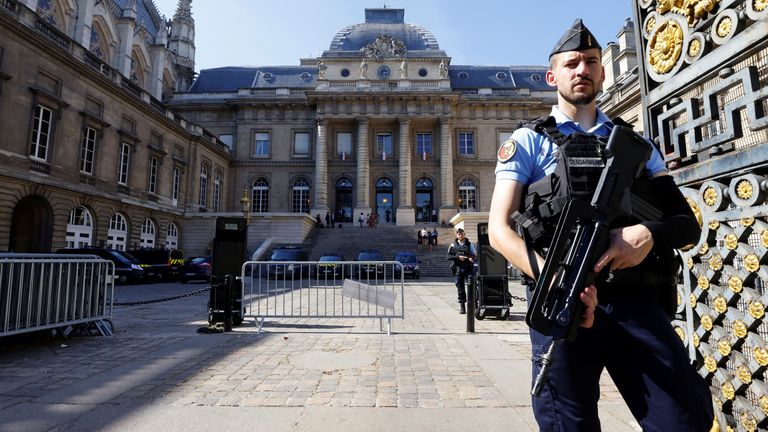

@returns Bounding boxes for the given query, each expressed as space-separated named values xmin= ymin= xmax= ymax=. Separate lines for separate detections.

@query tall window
xmin=148 ymin=157 xmax=158 ymax=194
xmin=377 ymin=132 xmax=393 ymax=157
xmin=458 ymin=178 xmax=477 ymax=211
xmin=253 ymin=132 xmax=270 ymax=157
xmin=293 ymin=132 xmax=310 ymax=157
xmin=118 ymin=143 xmax=130 ymax=185
xmin=199 ymin=164 xmax=208 ymax=207
xmin=213 ymin=171 xmax=222 ymax=212
xmin=65 ymin=206 xmax=93 ymax=248
xmin=498 ymin=131 xmax=514 ymax=150
xmin=218 ymin=134 xmax=233 ymax=150
xmin=252 ymin=178 xmax=269 ymax=213
xmin=416 ymin=132 xmax=432 ymax=158
xmin=107 ymin=213 xmax=128 ymax=251
xmin=337 ymin=132 xmax=352 ymax=158
xmin=172 ymin=167 xmax=181 ymax=204
xmin=31 ymin=105 xmax=53 ymax=161
xmin=80 ymin=126 xmax=97 ymax=174
xmin=166 ymin=223 xmax=179 ymax=249
xmin=458 ymin=131 xmax=475 ymax=156
xmin=292 ymin=178 xmax=310 ymax=213
xmin=140 ymin=218 xmax=156 ymax=248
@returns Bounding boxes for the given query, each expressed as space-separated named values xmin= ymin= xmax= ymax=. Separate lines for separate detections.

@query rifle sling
xmin=512 ymin=210 xmax=541 ymax=281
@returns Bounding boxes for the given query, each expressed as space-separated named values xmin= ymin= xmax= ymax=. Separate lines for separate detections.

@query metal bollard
xmin=224 ymin=274 xmax=233 ymax=332
xmin=466 ymin=273 xmax=475 ymax=333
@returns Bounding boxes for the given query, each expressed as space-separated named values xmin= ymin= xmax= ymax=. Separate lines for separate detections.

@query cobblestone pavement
xmin=0 ymin=279 xmax=640 ymax=432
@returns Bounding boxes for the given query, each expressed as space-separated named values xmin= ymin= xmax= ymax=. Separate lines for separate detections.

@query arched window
xmin=140 ymin=218 xmax=156 ymax=248
xmin=212 ymin=171 xmax=222 ymax=212
xmin=415 ymin=178 xmax=433 ymax=189
xmin=292 ymin=177 xmax=310 ymax=213
xmin=37 ymin=0 xmax=63 ymax=29
xmin=336 ymin=178 xmax=353 ymax=190
xmin=252 ymin=178 xmax=269 ymax=213
xmin=166 ymin=223 xmax=179 ymax=249
xmin=458 ymin=178 xmax=477 ymax=212
xmin=66 ymin=206 xmax=93 ymax=248
xmin=130 ymin=51 xmax=146 ymax=86
xmin=199 ymin=164 xmax=208 ymax=208
xmin=107 ymin=213 xmax=128 ymax=251
xmin=89 ymin=21 xmax=110 ymax=62
xmin=376 ymin=177 xmax=394 ymax=190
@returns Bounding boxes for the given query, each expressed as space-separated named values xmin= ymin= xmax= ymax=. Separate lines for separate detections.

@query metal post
xmin=466 ymin=273 xmax=475 ymax=333
xmin=224 ymin=274 xmax=233 ymax=332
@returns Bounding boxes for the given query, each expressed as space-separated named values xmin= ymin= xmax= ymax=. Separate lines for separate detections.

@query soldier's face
xmin=546 ymin=49 xmax=604 ymax=106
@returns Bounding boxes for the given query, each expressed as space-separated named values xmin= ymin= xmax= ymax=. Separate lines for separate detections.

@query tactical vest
xmin=514 ymin=116 xmax=610 ymax=254
xmin=452 ymin=239 xmax=473 ymax=268
xmin=514 ymin=117 xmax=679 ymax=315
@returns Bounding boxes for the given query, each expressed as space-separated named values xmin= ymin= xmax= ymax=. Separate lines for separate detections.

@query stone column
xmin=311 ymin=119 xmax=329 ymax=217
xmin=353 ymin=118 xmax=371 ymax=222
xmin=439 ymin=117 xmax=456 ymax=223
xmin=396 ymin=118 xmax=415 ymax=226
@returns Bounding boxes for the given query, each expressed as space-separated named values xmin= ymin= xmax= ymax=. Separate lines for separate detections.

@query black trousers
xmin=454 ymin=265 xmax=474 ymax=303
xmin=528 ymin=286 xmax=713 ymax=431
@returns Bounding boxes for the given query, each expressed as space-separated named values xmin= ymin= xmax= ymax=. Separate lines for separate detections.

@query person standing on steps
xmin=446 ymin=228 xmax=476 ymax=314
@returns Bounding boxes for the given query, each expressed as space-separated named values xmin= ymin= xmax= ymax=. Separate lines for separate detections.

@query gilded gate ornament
xmin=709 ymin=254 xmax=723 ymax=271
xmin=748 ymin=300 xmax=765 ymax=319
xmin=753 ymin=346 xmax=768 ymax=366
xmin=698 ymin=274 xmax=710 ymax=289
xmin=762 ymin=230 xmax=768 ymax=247
xmin=728 ymin=275 xmax=743 ymax=293
xmin=656 ymin=0 xmax=721 ymax=26
xmin=713 ymin=296 xmax=728 ymax=313
xmin=760 ymin=395 xmax=768 ymax=416
xmin=733 ymin=320 xmax=747 ymax=339
xmin=716 ymin=16 xmax=733 ymax=38
xmin=736 ymin=179 xmax=754 ymax=200
xmin=688 ymin=38 xmax=701 ymax=57
xmin=722 ymin=381 xmax=735 ymax=399
xmin=704 ymin=355 xmax=717 ymax=372
xmin=724 ymin=233 xmax=738 ymax=250
xmin=737 ymin=364 xmax=752 ymax=383
xmin=648 ymin=20 xmax=684 ymax=74
xmin=756 ymin=0 xmax=768 ymax=12
xmin=701 ymin=313 xmax=714 ymax=330
xmin=744 ymin=254 xmax=759 ymax=272
xmin=703 ymin=186 xmax=719 ymax=206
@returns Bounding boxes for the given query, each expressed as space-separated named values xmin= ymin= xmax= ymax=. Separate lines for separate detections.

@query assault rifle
xmin=526 ymin=125 xmax=663 ymax=396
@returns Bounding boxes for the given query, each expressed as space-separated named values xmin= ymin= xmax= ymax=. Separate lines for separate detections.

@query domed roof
xmin=324 ymin=9 xmax=445 ymax=58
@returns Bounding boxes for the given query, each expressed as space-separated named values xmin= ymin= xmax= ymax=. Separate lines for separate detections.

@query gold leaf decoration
xmin=760 ymin=395 xmax=768 ymax=416
xmin=754 ymin=346 xmax=768 ymax=366
xmin=703 ymin=186 xmax=719 ymax=206
xmin=732 ymin=320 xmax=747 ymax=338
xmin=693 ymin=332 xmax=700 ymax=347
xmin=656 ymin=0 xmax=720 ymax=26
xmin=701 ymin=314 xmax=713 ymax=331
xmin=741 ymin=412 xmax=758 ymax=432
xmin=698 ymin=274 xmax=710 ymax=289
xmin=741 ymin=217 xmax=755 ymax=227
xmin=690 ymin=293 xmax=698 ymax=308
xmin=713 ymin=296 xmax=728 ymax=313
xmin=717 ymin=338 xmax=731 ymax=355
xmin=728 ymin=275 xmax=743 ymax=293
xmin=675 ymin=326 xmax=686 ymax=341
xmin=736 ymin=179 xmax=754 ymax=199
xmin=648 ymin=20 xmax=684 ymax=74
xmin=716 ymin=16 xmax=733 ymax=38
xmin=724 ymin=233 xmax=739 ymax=250
xmin=737 ymin=364 xmax=753 ymax=384
xmin=722 ymin=381 xmax=735 ymax=400
xmin=705 ymin=355 xmax=717 ymax=372
xmin=762 ymin=230 xmax=768 ymax=248
xmin=709 ymin=254 xmax=723 ymax=271
xmin=646 ymin=16 xmax=657 ymax=34
xmin=748 ymin=301 xmax=765 ymax=319
xmin=688 ymin=38 xmax=701 ymax=57
xmin=687 ymin=198 xmax=703 ymax=227
xmin=756 ymin=0 xmax=768 ymax=12
xmin=700 ymin=242 xmax=710 ymax=255
xmin=744 ymin=253 xmax=760 ymax=272
xmin=687 ymin=256 xmax=694 ymax=269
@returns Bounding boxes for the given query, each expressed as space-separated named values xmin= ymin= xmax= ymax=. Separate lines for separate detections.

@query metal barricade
xmin=0 ymin=253 xmax=115 ymax=337
xmin=241 ymin=260 xmax=405 ymax=334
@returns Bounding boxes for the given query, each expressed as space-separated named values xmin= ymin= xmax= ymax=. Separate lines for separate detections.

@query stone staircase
xmin=299 ymin=223 xmax=459 ymax=278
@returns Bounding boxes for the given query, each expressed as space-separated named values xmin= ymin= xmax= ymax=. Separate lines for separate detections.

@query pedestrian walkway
xmin=0 ymin=279 xmax=640 ymax=432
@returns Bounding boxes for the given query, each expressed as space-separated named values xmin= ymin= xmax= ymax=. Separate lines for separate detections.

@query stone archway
xmin=9 ymin=195 xmax=54 ymax=252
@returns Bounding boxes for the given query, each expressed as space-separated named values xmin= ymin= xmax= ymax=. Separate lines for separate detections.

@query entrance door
xmin=335 ymin=178 xmax=353 ymax=222
xmin=375 ymin=177 xmax=394 ymax=223
xmin=415 ymin=178 xmax=434 ymax=223
xmin=9 ymin=195 xmax=53 ymax=252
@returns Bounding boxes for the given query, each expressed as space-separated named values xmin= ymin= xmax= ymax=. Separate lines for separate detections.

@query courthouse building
xmin=0 ymin=1 xmax=558 ymax=254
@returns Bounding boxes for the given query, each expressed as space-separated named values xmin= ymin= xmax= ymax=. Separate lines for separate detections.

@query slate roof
xmin=111 ymin=0 xmax=164 ymax=40
xmin=188 ymin=67 xmax=318 ymax=93
xmin=448 ymin=66 xmax=551 ymax=91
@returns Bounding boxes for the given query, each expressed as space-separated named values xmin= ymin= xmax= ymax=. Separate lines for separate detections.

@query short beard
xmin=559 ymin=89 xmax=597 ymax=105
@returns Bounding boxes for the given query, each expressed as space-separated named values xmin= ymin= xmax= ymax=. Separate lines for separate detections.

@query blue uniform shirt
xmin=495 ymin=106 xmax=667 ymax=185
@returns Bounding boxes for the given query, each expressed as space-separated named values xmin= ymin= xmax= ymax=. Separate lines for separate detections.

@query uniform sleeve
xmin=645 ymin=141 xmax=668 ymax=176
xmin=495 ymin=128 xmax=540 ymax=183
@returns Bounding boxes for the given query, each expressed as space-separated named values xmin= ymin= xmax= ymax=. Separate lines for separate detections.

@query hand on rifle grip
xmin=580 ymin=285 xmax=598 ymax=328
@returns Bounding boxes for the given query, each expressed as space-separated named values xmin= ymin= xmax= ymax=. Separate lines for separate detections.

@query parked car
xmin=315 ymin=252 xmax=346 ymax=278
xmin=179 ymin=256 xmax=212 ymax=283
xmin=56 ymin=247 xmax=146 ymax=284
xmin=128 ymin=248 xmax=184 ymax=281
xmin=355 ymin=249 xmax=385 ymax=279
xmin=393 ymin=251 xmax=420 ymax=279
xmin=268 ymin=246 xmax=309 ymax=279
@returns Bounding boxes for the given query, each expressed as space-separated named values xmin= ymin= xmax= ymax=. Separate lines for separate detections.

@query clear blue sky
xmin=152 ymin=0 xmax=636 ymax=72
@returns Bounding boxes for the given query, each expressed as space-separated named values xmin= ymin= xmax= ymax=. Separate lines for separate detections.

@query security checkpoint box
xmin=475 ymin=222 xmax=511 ymax=320
xmin=209 ymin=217 xmax=247 ymax=326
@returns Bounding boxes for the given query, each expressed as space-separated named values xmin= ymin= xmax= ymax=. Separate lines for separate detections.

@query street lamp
xmin=240 ymin=188 xmax=251 ymax=225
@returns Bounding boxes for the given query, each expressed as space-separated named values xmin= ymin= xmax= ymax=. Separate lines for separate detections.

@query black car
xmin=56 ymin=247 xmax=146 ymax=284
xmin=268 ymin=247 xmax=309 ymax=279
xmin=128 ymin=249 xmax=185 ymax=281
xmin=179 ymin=256 xmax=211 ymax=283
xmin=393 ymin=251 xmax=420 ymax=279
xmin=356 ymin=250 xmax=385 ymax=279
xmin=315 ymin=252 xmax=346 ymax=278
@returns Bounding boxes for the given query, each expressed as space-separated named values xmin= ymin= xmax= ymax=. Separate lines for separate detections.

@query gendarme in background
xmin=630 ymin=0 xmax=768 ymax=429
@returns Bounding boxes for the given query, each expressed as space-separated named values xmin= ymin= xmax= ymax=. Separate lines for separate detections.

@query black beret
xmin=549 ymin=18 xmax=602 ymax=58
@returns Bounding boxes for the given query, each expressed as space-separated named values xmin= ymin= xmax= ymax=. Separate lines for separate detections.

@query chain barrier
xmin=510 ymin=294 xmax=527 ymax=303
xmin=114 ymin=286 xmax=211 ymax=306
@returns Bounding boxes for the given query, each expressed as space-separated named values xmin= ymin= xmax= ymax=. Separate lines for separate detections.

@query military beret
xmin=549 ymin=18 xmax=602 ymax=58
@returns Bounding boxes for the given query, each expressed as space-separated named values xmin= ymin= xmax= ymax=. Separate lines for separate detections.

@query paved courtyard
xmin=0 ymin=279 xmax=640 ymax=432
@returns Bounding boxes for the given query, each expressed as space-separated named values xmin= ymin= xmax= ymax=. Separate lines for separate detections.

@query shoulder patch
xmin=497 ymin=139 xmax=517 ymax=163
